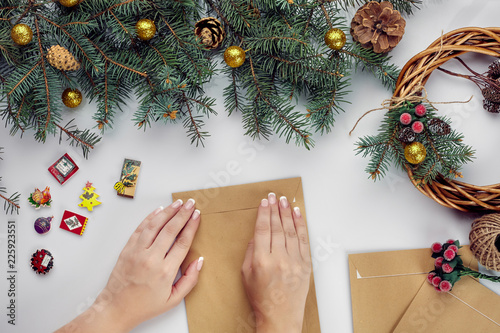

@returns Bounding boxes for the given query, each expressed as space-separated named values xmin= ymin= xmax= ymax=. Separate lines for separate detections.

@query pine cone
xmin=428 ymin=118 xmax=451 ymax=136
xmin=350 ymin=1 xmax=406 ymax=53
xmin=482 ymin=85 xmax=500 ymax=103
xmin=487 ymin=60 xmax=500 ymax=80
xmin=194 ymin=17 xmax=225 ymax=50
xmin=46 ymin=45 xmax=80 ymax=71
xmin=398 ymin=126 xmax=416 ymax=143
xmin=483 ymin=99 xmax=500 ymax=113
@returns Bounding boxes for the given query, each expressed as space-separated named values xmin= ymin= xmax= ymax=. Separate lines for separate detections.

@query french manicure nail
xmin=172 ymin=199 xmax=183 ymax=209
xmin=197 ymin=257 xmax=204 ymax=271
xmin=294 ymin=207 xmax=301 ymax=217
xmin=153 ymin=206 xmax=164 ymax=216
xmin=261 ymin=198 xmax=269 ymax=207
xmin=192 ymin=209 xmax=201 ymax=220
xmin=280 ymin=196 xmax=289 ymax=208
xmin=185 ymin=198 xmax=195 ymax=209
xmin=268 ymin=192 xmax=276 ymax=204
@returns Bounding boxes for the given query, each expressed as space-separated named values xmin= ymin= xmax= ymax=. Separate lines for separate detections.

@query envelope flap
xmin=349 ymin=248 xmax=432 ymax=278
xmin=172 ymin=177 xmax=303 ymax=214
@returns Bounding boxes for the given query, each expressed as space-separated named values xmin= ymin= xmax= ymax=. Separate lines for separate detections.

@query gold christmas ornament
xmin=46 ymin=45 xmax=80 ymax=71
xmin=59 ymin=0 xmax=79 ymax=7
xmin=224 ymin=46 xmax=246 ymax=68
xmin=11 ymin=24 xmax=33 ymax=46
xmin=136 ymin=19 xmax=156 ymax=41
xmin=62 ymin=88 xmax=83 ymax=108
xmin=194 ymin=17 xmax=225 ymax=50
xmin=324 ymin=28 xmax=346 ymax=50
xmin=404 ymin=142 xmax=426 ymax=164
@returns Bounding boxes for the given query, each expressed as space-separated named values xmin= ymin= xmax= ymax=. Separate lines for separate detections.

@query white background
xmin=1 ymin=1 xmax=500 ymax=332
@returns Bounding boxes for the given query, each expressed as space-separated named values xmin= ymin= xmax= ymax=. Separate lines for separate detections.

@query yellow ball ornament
xmin=136 ymin=19 xmax=156 ymax=41
xmin=224 ymin=46 xmax=245 ymax=68
xmin=11 ymin=24 xmax=33 ymax=46
xmin=59 ymin=0 xmax=79 ymax=7
xmin=404 ymin=142 xmax=427 ymax=164
xmin=62 ymin=88 xmax=83 ymax=108
xmin=324 ymin=28 xmax=346 ymax=50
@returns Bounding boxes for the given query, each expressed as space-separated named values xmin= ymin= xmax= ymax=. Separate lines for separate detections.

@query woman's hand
xmin=241 ymin=193 xmax=312 ymax=333
xmin=57 ymin=199 xmax=203 ymax=333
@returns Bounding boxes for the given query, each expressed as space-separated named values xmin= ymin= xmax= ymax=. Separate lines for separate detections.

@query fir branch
xmin=34 ymin=17 xmax=51 ymax=133
xmin=56 ymin=120 xmax=101 ymax=158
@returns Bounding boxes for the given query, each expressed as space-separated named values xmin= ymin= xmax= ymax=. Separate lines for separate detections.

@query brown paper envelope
xmin=174 ymin=177 xmax=321 ymax=333
xmin=348 ymin=246 xmax=477 ymax=333
xmin=394 ymin=275 xmax=500 ymax=332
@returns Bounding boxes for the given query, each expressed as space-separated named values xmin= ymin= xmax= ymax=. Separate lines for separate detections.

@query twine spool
xmin=469 ymin=213 xmax=500 ymax=271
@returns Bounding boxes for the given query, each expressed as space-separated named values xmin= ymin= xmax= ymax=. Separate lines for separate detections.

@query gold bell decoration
xmin=62 ymin=88 xmax=83 ymax=108
xmin=136 ymin=19 xmax=156 ymax=41
xmin=46 ymin=45 xmax=81 ymax=71
xmin=404 ymin=142 xmax=426 ymax=164
xmin=324 ymin=28 xmax=346 ymax=50
xmin=59 ymin=0 xmax=79 ymax=7
xmin=11 ymin=24 xmax=33 ymax=46
xmin=224 ymin=46 xmax=246 ymax=68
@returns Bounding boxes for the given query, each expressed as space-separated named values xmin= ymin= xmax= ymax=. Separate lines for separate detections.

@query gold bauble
xmin=324 ymin=28 xmax=346 ymax=50
xmin=404 ymin=142 xmax=427 ymax=164
xmin=59 ymin=0 xmax=79 ymax=7
xmin=224 ymin=46 xmax=245 ymax=68
xmin=11 ymin=24 xmax=33 ymax=46
xmin=62 ymin=88 xmax=83 ymax=108
xmin=136 ymin=19 xmax=156 ymax=41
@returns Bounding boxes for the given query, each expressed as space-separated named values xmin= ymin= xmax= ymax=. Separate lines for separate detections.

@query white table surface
xmin=1 ymin=1 xmax=500 ymax=332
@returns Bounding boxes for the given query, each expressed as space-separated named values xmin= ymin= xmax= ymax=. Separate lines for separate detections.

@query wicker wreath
xmin=394 ymin=27 xmax=500 ymax=212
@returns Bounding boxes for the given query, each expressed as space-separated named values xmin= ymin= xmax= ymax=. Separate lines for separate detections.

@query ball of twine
xmin=469 ymin=213 xmax=500 ymax=271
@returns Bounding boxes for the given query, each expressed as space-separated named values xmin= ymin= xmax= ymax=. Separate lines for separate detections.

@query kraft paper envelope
xmin=348 ymin=246 xmax=477 ymax=332
xmin=173 ymin=177 xmax=321 ymax=333
xmin=394 ymin=275 xmax=500 ymax=332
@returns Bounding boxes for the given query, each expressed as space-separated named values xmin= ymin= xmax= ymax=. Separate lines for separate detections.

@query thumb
xmin=170 ymin=257 xmax=203 ymax=305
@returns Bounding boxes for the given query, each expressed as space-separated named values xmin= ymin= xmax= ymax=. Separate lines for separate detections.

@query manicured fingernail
xmin=192 ymin=209 xmax=200 ymax=220
xmin=268 ymin=192 xmax=276 ymax=204
xmin=280 ymin=196 xmax=288 ymax=208
xmin=185 ymin=198 xmax=195 ymax=209
xmin=261 ymin=198 xmax=269 ymax=207
xmin=153 ymin=206 xmax=164 ymax=216
xmin=294 ymin=207 xmax=301 ymax=217
xmin=197 ymin=257 xmax=204 ymax=271
xmin=172 ymin=199 xmax=183 ymax=208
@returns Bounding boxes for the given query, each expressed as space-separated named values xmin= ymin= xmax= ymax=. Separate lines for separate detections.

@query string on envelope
xmin=448 ymin=292 xmax=500 ymax=327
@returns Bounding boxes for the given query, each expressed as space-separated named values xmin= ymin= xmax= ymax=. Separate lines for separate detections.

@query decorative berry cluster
xmin=427 ymin=239 xmax=462 ymax=292
xmin=398 ymin=103 xmax=450 ymax=143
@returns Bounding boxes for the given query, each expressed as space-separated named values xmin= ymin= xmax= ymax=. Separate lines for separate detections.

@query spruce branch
xmin=0 ymin=148 xmax=20 ymax=214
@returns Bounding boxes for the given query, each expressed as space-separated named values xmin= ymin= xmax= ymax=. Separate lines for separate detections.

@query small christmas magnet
xmin=30 ymin=249 xmax=54 ymax=275
xmin=28 ymin=187 xmax=52 ymax=209
xmin=48 ymin=153 xmax=79 ymax=184
xmin=78 ymin=181 xmax=102 ymax=211
xmin=34 ymin=216 xmax=53 ymax=234
xmin=114 ymin=158 xmax=141 ymax=198
xmin=59 ymin=210 xmax=88 ymax=236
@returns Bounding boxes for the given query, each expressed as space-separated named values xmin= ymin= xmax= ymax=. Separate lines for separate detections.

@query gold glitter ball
xmin=59 ymin=0 xmax=79 ymax=7
xmin=404 ymin=142 xmax=427 ymax=164
xmin=224 ymin=46 xmax=245 ymax=68
xmin=11 ymin=24 xmax=33 ymax=46
xmin=136 ymin=19 xmax=156 ymax=41
xmin=62 ymin=88 xmax=83 ymax=108
xmin=324 ymin=28 xmax=346 ymax=50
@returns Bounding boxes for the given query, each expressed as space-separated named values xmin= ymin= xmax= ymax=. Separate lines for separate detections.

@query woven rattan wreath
xmin=395 ymin=27 xmax=500 ymax=212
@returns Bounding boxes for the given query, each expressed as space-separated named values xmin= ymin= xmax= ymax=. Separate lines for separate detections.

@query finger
xmin=279 ymin=196 xmax=299 ymax=257
xmin=126 ymin=205 xmax=165 ymax=248
xmin=241 ymin=238 xmax=254 ymax=275
xmin=162 ymin=209 xmax=201 ymax=265
xmin=170 ymin=257 xmax=203 ymax=306
xmin=147 ymin=198 xmax=197 ymax=252
xmin=293 ymin=207 xmax=311 ymax=263
xmin=136 ymin=199 xmax=185 ymax=248
xmin=253 ymin=198 xmax=271 ymax=254
xmin=269 ymin=192 xmax=285 ymax=253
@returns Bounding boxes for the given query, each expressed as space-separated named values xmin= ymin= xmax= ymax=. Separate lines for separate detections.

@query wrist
xmin=256 ymin=317 xmax=302 ymax=333
xmin=90 ymin=290 xmax=136 ymax=333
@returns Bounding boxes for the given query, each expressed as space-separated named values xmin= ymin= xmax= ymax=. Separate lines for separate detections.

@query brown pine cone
xmin=482 ymin=85 xmax=500 ymax=103
xmin=194 ymin=17 xmax=225 ymax=50
xmin=428 ymin=118 xmax=451 ymax=136
xmin=46 ymin=45 xmax=80 ymax=71
xmin=350 ymin=1 xmax=406 ymax=53
xmin=398 ymin=126 xmax=416 ymax=143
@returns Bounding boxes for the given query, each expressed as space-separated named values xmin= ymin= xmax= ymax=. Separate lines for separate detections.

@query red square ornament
xmin=48 ymin=153 xmax=79 ymax=184
xmin=59 ymin=210 xmax=88 ymax=236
